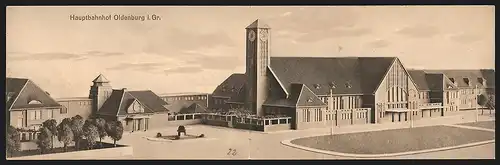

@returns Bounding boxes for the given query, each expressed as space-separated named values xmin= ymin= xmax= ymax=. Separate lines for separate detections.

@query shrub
xmin=6 ymin=125 xmax=21 ymax=157
xmin=174 ymin=136 xmax=180 ymax=140
xmin=156 ymin=132 xmax=162 ymax=138
xmin=198 ymin=134 xmax=205 ymax=138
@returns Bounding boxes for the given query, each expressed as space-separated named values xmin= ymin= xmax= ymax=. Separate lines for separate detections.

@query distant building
xmin=423 ymin=69 xmax=495 ymax=110
xmin=158 ymin=92 xmax=211 ymax=110
xmin=6 ymin=78 xmax=64 ymax=142
xmin=209 ymin=19 xmax=496 ymax=130
xmin=95 ymin=89 xmax=170 ymax=132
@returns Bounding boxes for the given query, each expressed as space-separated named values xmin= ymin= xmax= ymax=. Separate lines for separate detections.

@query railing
xmin=419 ymin=103 xmax=442 ymax=107
xmin=234 ymin=116 xmax=292 ymax=126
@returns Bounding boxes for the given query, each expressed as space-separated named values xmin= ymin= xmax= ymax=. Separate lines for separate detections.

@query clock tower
xmin=245 ymin=19 xmax=271 ymax=116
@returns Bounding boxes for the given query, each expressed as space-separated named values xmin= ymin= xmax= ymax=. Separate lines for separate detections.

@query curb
xmin=281 ymin=139 xmax=495 ymax=158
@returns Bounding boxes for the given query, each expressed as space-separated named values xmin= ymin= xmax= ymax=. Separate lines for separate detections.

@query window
xmin=60 ymin=107 xmax=68 ymax=114
xmin=17 ymin=116 xmax=23 ymax=127
xmin=36 ymin=110 xmax=42 ymax=120
xmin=29 ymin=111 xmax=36 ymax=120
xmin=449 ymin=78 xmax=455 ymax=83
xmin=48 ymin=110 xmax=54 ymax=119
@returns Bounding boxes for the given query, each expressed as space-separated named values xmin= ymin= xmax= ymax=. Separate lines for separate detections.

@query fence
xmin=201 ymin=113 xmax=292 ymax=132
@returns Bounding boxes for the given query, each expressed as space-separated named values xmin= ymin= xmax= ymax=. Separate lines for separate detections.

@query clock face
xmin=260 ymin=30 xmax=268 ymax=41
xmin=248 ymin=30 xmax=256 ymax=42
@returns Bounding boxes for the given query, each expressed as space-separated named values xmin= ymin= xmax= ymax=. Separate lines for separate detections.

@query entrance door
xmin=136 ymin=119 xmax=142 ymax=131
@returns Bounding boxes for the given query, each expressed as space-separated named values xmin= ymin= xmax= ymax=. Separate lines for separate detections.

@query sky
xmin=6 ymin=6 xmax=495 ymax=98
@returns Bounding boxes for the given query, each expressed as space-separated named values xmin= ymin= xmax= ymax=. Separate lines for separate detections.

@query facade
xmin=6 ymin=78 xmax=65 ymax=142
xmin=425 ymin=69 xmax=495 ymax=110
xmin=210 ymin=19 xmax=495 ymax=130
xmin=94 ymin=88 xmax=171 ymax=132
xmin=158 ymin=92 xmax=210 ymax=111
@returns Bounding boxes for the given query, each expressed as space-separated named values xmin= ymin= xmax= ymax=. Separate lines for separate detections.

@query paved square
xmin=459 ymin=121 xmax=495 ymax=130
xmin=290 ymin=125 xmax=495 ymax=155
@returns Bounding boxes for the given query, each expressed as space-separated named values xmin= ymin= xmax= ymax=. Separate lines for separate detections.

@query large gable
xmin=97 ymin=89 xmax=168 ymax=116
xmin=6 ymin=78 xmax=61 ymax=110
xmin=269 ymin=57 xmax=395 ymax=95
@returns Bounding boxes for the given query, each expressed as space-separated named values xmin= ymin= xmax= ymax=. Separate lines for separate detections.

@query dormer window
xmin=28 ymin=100 xmax=42 ymax=104
xmin=449 ymin=78 xmax=455 ymax=83
xmin=463 ymin=78 xmax=471 ymax=86
xmin=231 ymin=86 xmax=236 ymax=92
xmin=221 ymin=85 xmax=227 ymax=92
xmin=329 ymin=82 xmax=337 ymax=89
xmin=447 ymin=85 xmax=453 ymax=89
xmin=345 ymin=82 xmax=352 ymax=88
xmin=314 ymin=84 xmax=321 ymax=89
xmin=477 ymin=78 xmax=486 ymax=86
xmin=307 ymin=98 xmax=313 ymax=103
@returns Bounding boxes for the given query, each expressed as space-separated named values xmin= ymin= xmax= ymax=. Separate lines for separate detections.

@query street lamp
xmin=329 ymin=83 xmax=336 ymax=135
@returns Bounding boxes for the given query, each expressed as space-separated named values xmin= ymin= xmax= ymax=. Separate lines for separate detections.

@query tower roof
xmin=92 ymin=74 xmax=110 ymax=83
xmin=246 ymin=19 xmax=271 ymax=29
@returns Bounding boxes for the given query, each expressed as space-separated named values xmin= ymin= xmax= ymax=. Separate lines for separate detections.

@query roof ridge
xmin=115 ymin=90 xmax=126 ymax=116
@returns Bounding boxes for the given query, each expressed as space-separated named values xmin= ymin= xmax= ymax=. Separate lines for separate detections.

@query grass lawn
xmin=459 ymin=121 xmax=495 ymax=130
xmin=290 ymin=125 xmax=495 ymax=155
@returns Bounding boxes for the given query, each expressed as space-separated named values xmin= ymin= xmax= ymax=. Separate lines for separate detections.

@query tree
xmin=36 ymin=127 xmax=52 ymax=154
xmin=57 ymin=118 xmax=73 ymax=152
xmin=83 ymin=120 xmax=99 ymax=150
xmin=70 ymin=115 xmax=85 ymax=150
xmin=58 ymin=124 xmax=74 ymax=152
xmin=92 ymin=118 xmax=107 ymax=148
xmin=106 ymin=121 xmax=124 ymax=147
xmin=42 ymin=119 xmax=58 ymax=149
xmin=6 ymin=125 xmax=21 ymax=157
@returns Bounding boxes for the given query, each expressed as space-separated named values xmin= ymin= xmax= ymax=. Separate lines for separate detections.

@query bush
xmin=174 ymin=136 xmax=180 ymax=140
xmin=198 ymin=134 xmax=205 ymax=138
xmin=156 ymin=133 xmax=162 ymax=138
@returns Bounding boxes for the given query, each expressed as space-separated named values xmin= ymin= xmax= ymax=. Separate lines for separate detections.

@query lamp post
xmin=475 ymin=84 xmax=479 ymax=122
xmin=329 ymin=84 xmax=336 ymax=135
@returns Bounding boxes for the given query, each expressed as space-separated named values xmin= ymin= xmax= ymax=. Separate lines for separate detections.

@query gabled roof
xmin=92 ymin=74 xmax=110 ymax=83
xmin=212 ymin=73 xmax=247 ymax=98
xmin=408 ymin=70 xmax=430 ymax=91
xmin=6 ymin=77 xmax=62 ymax=111
xmin=425 ymin=69 xmax=495 ymax=88
xmin=269 ymin=57 xmax=396 ymax=95
xmin=97 ymin=89 xmax=168 ymax=116
xmin=264 ymin=83 xmax=326 ymax=107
